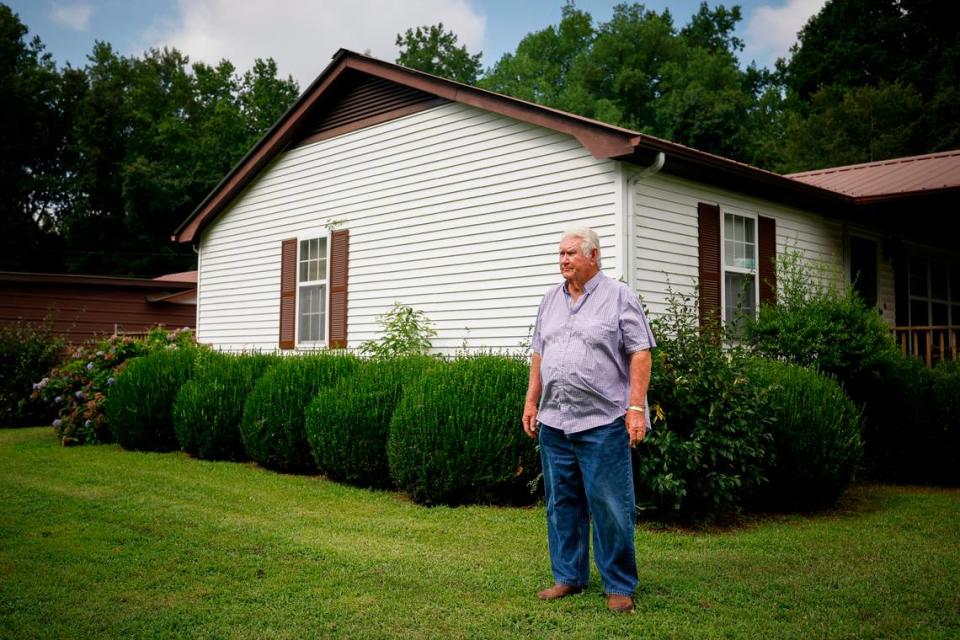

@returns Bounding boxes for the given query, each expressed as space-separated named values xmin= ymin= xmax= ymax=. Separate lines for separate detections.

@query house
xmin=1 ymin=271 xmax=197 ymax=345
xmin=172 ymin=49 xmax=959 ymax=363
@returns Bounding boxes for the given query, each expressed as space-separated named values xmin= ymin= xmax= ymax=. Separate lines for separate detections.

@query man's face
xmin=558 ymin=236 xmax=597 ymax=283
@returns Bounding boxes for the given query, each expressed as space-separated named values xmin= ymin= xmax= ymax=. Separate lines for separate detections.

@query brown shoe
xmin=537 ymin=584 xmax=584 ymax=600
xmin=607 ymin=594 xmax=635 ymax=613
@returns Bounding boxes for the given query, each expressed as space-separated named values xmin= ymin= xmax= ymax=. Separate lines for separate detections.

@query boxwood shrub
xmin=105 ymin=345 xmax=201 ymax=451
xmin=388 ymin=355 xmax=538 ymax=506
xmin=744 ymin=358 xmax=862 ymax=510
xmin=306 ymin=355 xmax=438 ymax=488
xmin=240 ymin=353 xmax=358 ymax=473
xmin=173 ymin=352 xmax=281 ymax=461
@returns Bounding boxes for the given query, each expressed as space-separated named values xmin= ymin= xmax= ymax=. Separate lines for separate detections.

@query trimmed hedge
xmin=388 ymin=355 xmax=539 ymax=506
xmin=105 ymin=346 xmax=201 ymax=451
xmin=173 ymin=352 xmax=281 ymax=461
xmin=306 ymin=355 xmax=438 ymax=488
xmin=745 ymin=358 xmax=862 ymax=510
xmin=240 ymin=353 xmax=358 ymax=473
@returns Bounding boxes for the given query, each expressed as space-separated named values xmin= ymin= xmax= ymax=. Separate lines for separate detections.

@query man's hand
xmin=522 ymin=400 xmax=539 ymax=439
xmin=626 ymin=410 xmax=646 ymax=447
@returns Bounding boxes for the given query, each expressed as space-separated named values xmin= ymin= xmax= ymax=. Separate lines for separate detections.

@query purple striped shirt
xmin=531 ymin=272 xmax=656 ymax=434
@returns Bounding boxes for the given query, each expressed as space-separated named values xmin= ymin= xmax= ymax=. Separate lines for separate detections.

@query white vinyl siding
xmin=197 ymin=102 xmax=620 ymax=354
xmin=632 ymin=172 xmax=845 ymax=322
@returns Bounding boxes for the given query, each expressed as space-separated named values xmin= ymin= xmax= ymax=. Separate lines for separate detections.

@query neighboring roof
xmin=788 ymin=151 xmax=960 ymax=203
xmin=173 ymin=49 xmax=852 ymax=244
xmin=0 ymin=271 xmax=196 ymax=290
xmin=153 ymin=270 xmax=198 ymax=283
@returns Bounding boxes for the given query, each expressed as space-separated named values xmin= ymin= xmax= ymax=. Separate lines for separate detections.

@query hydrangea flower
xmin=107 ymin=377 xmax=116 ymax=386
xmin=75 ymin=391 xmax=85 ymax=399
xmin=86 ymin=362 xmax=95 ymax=371
xmin=53 ymin=419 xmax=62 ymax=428
xmin=54 ymin=396 xmax=62 ymax=404
xmin=84 ymin=420 xmax=93 ymax=428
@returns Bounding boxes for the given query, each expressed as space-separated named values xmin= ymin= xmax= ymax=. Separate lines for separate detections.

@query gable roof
xmin=171 ymin=49 xmax=868 ymax=244
xmin=788 ymin=150 xmax=960 ymax=203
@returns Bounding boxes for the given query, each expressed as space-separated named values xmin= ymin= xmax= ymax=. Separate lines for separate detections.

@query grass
xmin=1 ymin=427 xmax=958 ymax=640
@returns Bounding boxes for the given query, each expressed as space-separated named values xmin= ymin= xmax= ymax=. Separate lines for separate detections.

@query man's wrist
xmin=627 ymin=405 xmax=645 ymax=412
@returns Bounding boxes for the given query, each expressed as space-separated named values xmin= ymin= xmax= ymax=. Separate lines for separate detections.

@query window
xmin=297 ymin=236 xmax=328 ymax=343
xmin=907 ymin=256 xmax=957 ymax=327
xmin=722 ymin=213 xmax=757 ymax=328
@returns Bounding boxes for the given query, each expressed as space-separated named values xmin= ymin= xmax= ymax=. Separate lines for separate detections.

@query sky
xmin=7 ymin=0 xmax=827 ymax=89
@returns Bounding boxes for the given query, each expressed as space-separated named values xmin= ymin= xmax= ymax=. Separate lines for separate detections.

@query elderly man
xmin=522 ymin=226 xmax=655 ymax=614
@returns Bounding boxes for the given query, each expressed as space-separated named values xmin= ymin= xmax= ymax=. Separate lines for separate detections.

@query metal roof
xmin=788 ymin=150 xmax=960 ymax=201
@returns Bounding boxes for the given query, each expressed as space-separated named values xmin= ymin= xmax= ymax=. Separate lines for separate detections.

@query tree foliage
xmin=395 ymin=23 xmax=482 ymax=84
xmin=0 ymin=5 xmax=299 ymax=275
xmin=778 ymin=0 xmax=960 ymax=170
xmin=479 ymin=2 xmax=779 ymax=167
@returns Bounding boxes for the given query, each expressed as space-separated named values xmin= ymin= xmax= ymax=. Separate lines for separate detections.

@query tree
xmin=779 ymin=0 xmax=960 ymax=170
xmin=481 ymin=2 xmax=776 ymax=166
xmin=60 ymin=45 xmax=299 ymax=275
xmin=0 ymin=5 xmax=67 ymax=271
xmin=395 ymin=23 xmax=482 ymax=84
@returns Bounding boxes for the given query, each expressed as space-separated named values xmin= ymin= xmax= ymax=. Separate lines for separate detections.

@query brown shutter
xmin=758 ymin=215 xmax=777 ymax=306
xmin=328 ymin=229 xmax=349 ymax=349
xmin=697 ymin=203 xmax=722 ymax=328
xmin=279 ymin=238 xmax=297 ymax=350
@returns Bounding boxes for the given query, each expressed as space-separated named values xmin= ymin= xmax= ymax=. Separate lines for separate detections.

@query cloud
xmin=143 ymin=0 xmax=486 ymax=89
xmin=742 ymin=0 xmax=827 ymax=67
xmin=49 ymin=2 xmax=94 ymax=31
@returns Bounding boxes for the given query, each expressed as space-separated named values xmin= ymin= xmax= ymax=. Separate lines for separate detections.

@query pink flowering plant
xmin=33 ymin=326 xmax=195 ymax=446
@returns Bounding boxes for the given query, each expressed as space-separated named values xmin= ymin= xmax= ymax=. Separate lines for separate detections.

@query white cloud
xmin=743 ymin=0 xmax=827 ymax=67
xmin=49 ymin=2 xmax=94 ymax=31
xmin=143 ymin=0 xmax=486 ymax=89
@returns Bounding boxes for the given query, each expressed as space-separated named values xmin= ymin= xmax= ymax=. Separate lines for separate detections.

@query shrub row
xmin=107 ymin=349 xmax=540 ymax=507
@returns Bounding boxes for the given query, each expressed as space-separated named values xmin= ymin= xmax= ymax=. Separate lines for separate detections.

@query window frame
xmin=720 ymin=210 xmax=760 ymax=327
xmin=295 ymin=232 xmax=331 ymax=347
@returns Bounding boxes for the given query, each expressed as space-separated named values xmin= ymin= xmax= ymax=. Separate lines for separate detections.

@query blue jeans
xmin=538 ymin=418 xmax=638 ymax=596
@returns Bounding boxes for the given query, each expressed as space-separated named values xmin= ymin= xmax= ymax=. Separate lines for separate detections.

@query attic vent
xmin=296 ymin=74 xmax=446 ymax=147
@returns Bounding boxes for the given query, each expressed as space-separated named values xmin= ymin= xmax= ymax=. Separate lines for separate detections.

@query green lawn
xmin=1 ymin=427 xmax=958 ymax=640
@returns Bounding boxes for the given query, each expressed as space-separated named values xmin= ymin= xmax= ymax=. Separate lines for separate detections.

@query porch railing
xmin=892 ymin=325 xmax=959 ymax=367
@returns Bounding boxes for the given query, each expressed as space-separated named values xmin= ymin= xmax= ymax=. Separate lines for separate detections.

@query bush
xmin=33 ymin=327 xmax=195 ymax=445
xmin=105 ymin=345 xmax=202 ymax=451
xmin=173 ymin=352 xmax=281 ymax=461
xmin=865 ymin=355 xmax=960 ymax=486
xmin=306 ymin=355 xmax=438 ymax=488
xmin=0 ymin=320 xmax=65 ymax=427
xmin=240 ymin=353 xmax=358 ymax=473
xmin=358 ymin=302 xmax=436 ymax=358
xmin=926 ymin=360 xmax=960 ymax=486
xmin=744 ymin=358 xmax=862 ymax=510
xmin=636 ymin=287 xmax=772 ymax=522
xmin=388 ymin=355 xmax=539 ymax=506
xmin=742 ymin=248 xmax=957 ymax=484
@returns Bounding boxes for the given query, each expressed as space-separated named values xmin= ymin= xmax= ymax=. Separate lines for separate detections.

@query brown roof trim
xmin=171 ymin=49 xmax=865 ymax=244
xmin=0 ymin=271 xmax=196 ymax=290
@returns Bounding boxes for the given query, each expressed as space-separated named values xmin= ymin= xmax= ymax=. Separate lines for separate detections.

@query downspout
xmin=622 ymin=152 xmax=665 ymax=291
xmin=192 ymin=243 xmax=201 ymax=342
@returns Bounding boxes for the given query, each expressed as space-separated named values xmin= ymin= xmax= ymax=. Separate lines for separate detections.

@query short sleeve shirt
xmin=531 ymin=272 xmax=656 ymax=434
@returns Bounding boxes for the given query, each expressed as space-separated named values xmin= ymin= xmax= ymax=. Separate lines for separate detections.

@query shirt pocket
xmin=582 ymin=319 xmax=618 ymax=348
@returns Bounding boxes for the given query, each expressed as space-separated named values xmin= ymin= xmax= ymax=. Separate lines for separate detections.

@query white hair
xmin=561 ymin=226 xmax=602 ymax=268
